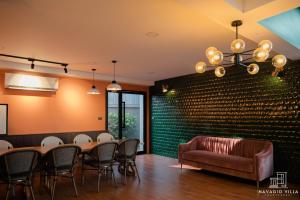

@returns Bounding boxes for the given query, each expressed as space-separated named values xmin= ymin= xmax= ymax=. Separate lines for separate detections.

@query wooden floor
xmin=1 ymin=154 xmax=299 ymax=200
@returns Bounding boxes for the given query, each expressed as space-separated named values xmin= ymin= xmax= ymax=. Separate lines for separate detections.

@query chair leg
xmin=124 ymin=161 xmax=127 ymax=185
xmin=81 ymin=155 xmax=85 ymax=185
xmin=111 ymin=166 xmax=117 ymax=187
xmin=133 ymin=161 xmax=141 ymax=182
xmin=81 ymin=170 xmax=85 ymax=185
xmin=45 ymin=172 xmax=48 ymax=186
xmin=5 ymin=183 xmax=11 ymax=200
xmin=51 ymin=177 xmax=57 ymax=200
xmin=97 ymin=169 xmax=101 ymax=193
xmin=256 ymin=180 xmax=260 ymax=188
xmin=29 ymin=182 xmax=36 ymax=200
xmin=180 ymin=163 xmax=183 ymax=171
xmin=45 ymin=173 xmax=51 ymax=189
xmin=12 ymin=185 xmax=16 ymax=197
xmin=39 ymin=171 xmax=44 ymax=194
xmin=71 ymin=173 xmax=78 ymax=197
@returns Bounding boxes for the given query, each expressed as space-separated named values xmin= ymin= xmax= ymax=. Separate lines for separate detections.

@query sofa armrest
xmin=254 ymin=143 xmax=273 ymax=181
xmin=178 ymin=138 xmax=198 ymax=163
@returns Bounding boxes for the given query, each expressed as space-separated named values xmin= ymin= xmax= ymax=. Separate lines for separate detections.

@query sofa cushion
xmin=197 ymin=137 xmax=266 ymax=158
xmin=182 ymin=150 xmax=253 ymax=173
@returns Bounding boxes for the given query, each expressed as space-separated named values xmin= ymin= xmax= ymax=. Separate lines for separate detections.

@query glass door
xmin=107 ymin=92 xmax=120 ymax=139
xmin=107 ymin=91 xmax=146 ymax=153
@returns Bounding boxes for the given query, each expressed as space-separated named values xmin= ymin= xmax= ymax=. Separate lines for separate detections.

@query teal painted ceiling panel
xmin=259 ymin=7 xmax=300 ymax=49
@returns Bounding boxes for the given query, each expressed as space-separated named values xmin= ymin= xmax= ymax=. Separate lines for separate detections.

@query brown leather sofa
xmin=178 ymin=136 xmax=273 ymax=187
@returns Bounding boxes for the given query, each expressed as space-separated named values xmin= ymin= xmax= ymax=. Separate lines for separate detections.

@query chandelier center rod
xmin=231 ymin=20 xmax=242 ymax=39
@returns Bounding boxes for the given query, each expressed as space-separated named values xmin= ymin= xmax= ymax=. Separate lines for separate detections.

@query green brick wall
xmin=150 ymin=61 xmax=300 ymax=183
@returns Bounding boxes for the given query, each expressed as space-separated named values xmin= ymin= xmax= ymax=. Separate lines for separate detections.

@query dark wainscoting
xmin=150 ymin=60 xmax=300 ymax=183
xmin=0 ymin=130 xmax=106 ymax=147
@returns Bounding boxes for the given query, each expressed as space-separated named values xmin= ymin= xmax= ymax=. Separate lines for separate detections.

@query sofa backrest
xmin=195 ymin=136 xmax=270 ymax=158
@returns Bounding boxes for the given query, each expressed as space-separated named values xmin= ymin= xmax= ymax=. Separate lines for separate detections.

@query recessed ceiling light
xmin=146 ymin=32 xmax=159 ymax=38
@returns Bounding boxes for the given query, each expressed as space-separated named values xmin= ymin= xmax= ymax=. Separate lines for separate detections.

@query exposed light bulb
xmin=209 ymin=50 xmax=223 ymax=65
xmin=215 ymin=66 xmax=225 ymax=77
xmin=205 ymin=47 xmax=217 ymax=59
xmin=258 ymin=40 xmax=272 ymax=52
xmin=247 ymin=63 xmax=259 ymax=75
xmin=195 ymin=61 xmax=206 ymax=73
xmin=231 ymin=39 xmax=245 ymax=53
xmin=272 ymin=54 xmax=287 ymax=69
xmin=253 ymin=48 xmax=269 ymax=62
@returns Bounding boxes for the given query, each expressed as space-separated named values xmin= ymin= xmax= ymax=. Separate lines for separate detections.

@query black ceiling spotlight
xmin=0 ymin=53 xmax=68 ymax=73
xmin=62 ymin=64 xmax=68 ymax=73
xmin=28 ymin=58 xmax=35 ymax=69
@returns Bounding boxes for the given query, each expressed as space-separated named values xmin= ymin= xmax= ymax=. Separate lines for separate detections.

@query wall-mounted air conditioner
xmin=5 ymin=73 xmax=59 ymax=92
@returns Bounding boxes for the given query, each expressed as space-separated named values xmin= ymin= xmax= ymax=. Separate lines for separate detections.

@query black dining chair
xmin=81 ymin=142 xmax=118 ymax=192
xmin=0 ymin=149 xmax=40 ymax=200
xmin=43 ymin=145 xmax=80 ymax=200
xmin=117 ymin=138 xmax=140 ymax=184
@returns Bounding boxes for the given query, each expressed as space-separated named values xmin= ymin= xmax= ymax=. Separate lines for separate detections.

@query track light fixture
xmin=28 ymin=58 xmax=35 ymax=69
xmin=62 ymin=64 xmax=68 ymax=73
xmin=0 ymin=53 xmax=68 ymax=73
xmin=31 ymin=61 xmax=35 ymax=69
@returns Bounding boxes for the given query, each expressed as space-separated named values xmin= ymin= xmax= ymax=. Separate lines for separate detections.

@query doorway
xmin=106 ymin=91 xmax=146 ymax=153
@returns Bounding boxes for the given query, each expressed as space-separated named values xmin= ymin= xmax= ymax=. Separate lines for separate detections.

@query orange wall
xmin=0 ymin=69 xmax=149 ymax=138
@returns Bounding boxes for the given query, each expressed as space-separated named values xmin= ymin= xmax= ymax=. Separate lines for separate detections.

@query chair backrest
xmin=73 ymin=134 xmax=93 ymax=145
xmin=0 ymin=150 xmax=40 ymax=179
xmin=41 ymin=136 xmax=64 ymax=148
xmin=0 ymin=140 xmax=13 ymax=151
xmin=90 ymin=142 xmax=118 ymax=163
xmin=45 ymin=145 xmax=80 ymax=170
xmin=97 ymin=133 xmax=114 ymax=144
xmin=118 ymin=139 xmax=140 ymax=159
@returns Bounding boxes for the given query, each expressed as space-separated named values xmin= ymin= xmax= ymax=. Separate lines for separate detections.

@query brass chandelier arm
xmin=239 ymin=63 xmax=248 ymax=67
xmin=223 ymin=54 xmax=235 ymax=58
xmin=205 ymin=62 xmax=233 ymax=68
xmin=240 ymin=48 xmax=256 ymax=54
xmin=240 ymin=53 xmax=252 ymax=56
xmin=240 ymin=60 xmax=272 ymax=66
xmin=223 ymin=59 xmax=232 ymax=63
xmin=222 ymin=49 xmax=255 ymax=56
xmin=241 ymin=57 xmax=253 ymax=62
xmin=222 ymin=62 xmax=235 ymax=66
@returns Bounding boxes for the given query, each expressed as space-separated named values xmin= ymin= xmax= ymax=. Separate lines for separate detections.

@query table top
xmin=0 ymin=140 xmax=121 ymax=156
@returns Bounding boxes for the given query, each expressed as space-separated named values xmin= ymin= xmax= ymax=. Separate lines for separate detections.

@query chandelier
xmin=195 ymin=20 xmax=287 ymax=77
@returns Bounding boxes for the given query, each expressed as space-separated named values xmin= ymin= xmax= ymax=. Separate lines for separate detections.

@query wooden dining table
xmin=0 ymin=140 xmax=121 ymax=156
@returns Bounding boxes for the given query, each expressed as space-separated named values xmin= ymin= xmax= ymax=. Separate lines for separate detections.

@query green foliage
xmin=108 ymin=112 xmax=137 ymax=139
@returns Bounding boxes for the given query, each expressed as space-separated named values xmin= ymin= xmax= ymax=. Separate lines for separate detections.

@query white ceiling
xmin=0 ymin=0 xmax=299 ymax=85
